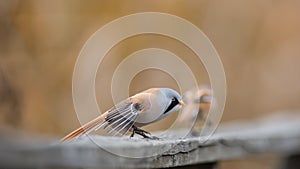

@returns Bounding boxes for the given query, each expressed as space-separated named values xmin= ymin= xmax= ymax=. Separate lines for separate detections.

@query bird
xmin=178 ymin=85 xmax=212 ymax=134
xmin=61 ymin=88 xmax=184 ymax=142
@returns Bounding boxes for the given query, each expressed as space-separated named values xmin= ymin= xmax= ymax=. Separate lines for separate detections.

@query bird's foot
xmin=130 ymin=126 xmax=160 ymax=140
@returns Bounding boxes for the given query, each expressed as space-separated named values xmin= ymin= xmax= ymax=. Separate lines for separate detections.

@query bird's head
xmin=160 ymin=88 xmax=185 ymax=115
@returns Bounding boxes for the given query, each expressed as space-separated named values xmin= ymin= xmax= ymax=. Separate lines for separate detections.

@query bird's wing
xmin=60 ymin=99 xmax=141 ymax=142
xmin=101 ymin=99 xmax=141 ymax=137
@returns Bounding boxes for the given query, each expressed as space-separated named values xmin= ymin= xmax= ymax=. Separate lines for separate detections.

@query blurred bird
xmin=61 ymin=88 xmax=184 ymax=142
xmin=178 ymin=85 xmax=212 ymax=135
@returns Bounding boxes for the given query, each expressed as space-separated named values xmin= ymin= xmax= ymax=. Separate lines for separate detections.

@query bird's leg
xmin=130 ymin=125 xmax=159 ymax=140
xmin=130 ymin=125 xmax=150 ymax=138
xmin=130 ymin=129 xmax=135 ymax=138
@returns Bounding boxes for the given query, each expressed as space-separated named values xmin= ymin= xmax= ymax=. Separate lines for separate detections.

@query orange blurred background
xmin=1 ymin=1 xmax=300 ymax=168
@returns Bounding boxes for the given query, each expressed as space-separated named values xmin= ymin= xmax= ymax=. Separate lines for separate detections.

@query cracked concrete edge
xmin=1 ymin=113 xmax=300 ymax=168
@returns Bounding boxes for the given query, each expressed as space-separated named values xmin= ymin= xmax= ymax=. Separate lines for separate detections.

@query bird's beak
xmin=179 ymin=100 xmax=185 ymax=106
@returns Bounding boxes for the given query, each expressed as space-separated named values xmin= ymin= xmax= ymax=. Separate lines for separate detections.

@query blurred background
xmin=1 ymin=0 xmax=300 ymax=168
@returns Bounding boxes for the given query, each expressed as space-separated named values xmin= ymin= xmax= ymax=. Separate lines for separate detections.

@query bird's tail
xmin=60 ymin=113 xmax=107 ymax=142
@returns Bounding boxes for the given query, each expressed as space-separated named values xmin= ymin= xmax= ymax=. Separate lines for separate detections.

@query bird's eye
xmin=172 ymin=98 xmax=176 ymax=102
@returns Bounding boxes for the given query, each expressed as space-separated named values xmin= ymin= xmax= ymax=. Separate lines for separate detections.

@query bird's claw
xmin=130 ymin=126 xmax=160 ymax=140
